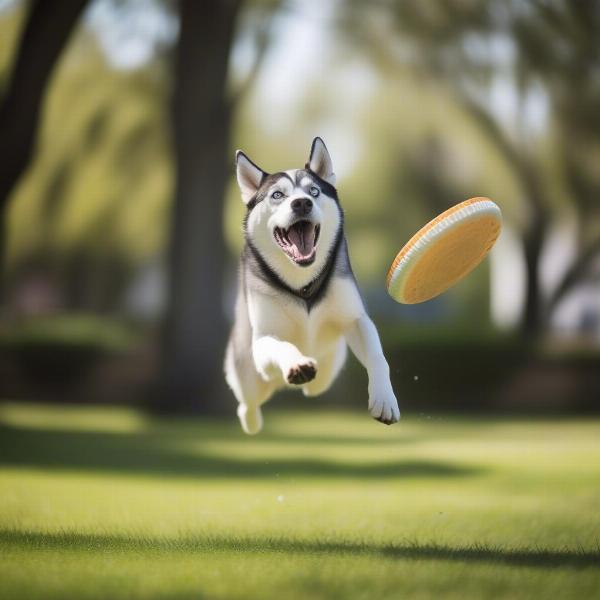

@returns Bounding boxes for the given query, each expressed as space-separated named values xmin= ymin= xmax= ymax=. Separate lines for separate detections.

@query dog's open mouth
xmin=274 ymin=221 xmax=321 ymax=266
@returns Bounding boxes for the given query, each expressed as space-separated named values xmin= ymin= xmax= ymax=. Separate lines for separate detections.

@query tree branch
xmin=0 ymin=0 xmax=88 ymax=210
xmin=230 ymin=2 xmax=281 ymax=108
xmin=546 ymin=235 xmax=600 ymax=317
xmin=450 ymin=90 xmax=548 ymax=213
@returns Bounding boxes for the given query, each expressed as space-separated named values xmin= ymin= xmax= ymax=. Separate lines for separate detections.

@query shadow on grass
xmin=0 ymin=424 xmax=479 ymax=479
xmin=1 ymin=529 xmax=598 ymax=570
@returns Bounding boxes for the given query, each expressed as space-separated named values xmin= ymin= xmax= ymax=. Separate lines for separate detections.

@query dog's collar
xmin=298 ymin=269 xmax=329 ymax=300
xmin=245 ymin=229 xmax=343 ymax=311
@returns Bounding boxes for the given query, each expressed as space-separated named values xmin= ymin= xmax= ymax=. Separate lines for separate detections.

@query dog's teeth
xmin=277 ymin=228 xmax=288 ymax=246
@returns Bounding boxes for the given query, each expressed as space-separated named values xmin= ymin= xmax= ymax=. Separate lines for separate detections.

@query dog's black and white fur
xmin=224 ymin=137 xmax=400 ymax=434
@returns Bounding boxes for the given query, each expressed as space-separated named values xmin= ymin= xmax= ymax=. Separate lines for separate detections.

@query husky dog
xmin=224 ymin=137 xmax=400 ymax=434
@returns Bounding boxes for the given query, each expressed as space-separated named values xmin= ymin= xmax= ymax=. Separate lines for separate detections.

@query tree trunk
xmin=545 ymin=234 xmax=600 ymax=323
xmin=0 ymin=0 xmax=88 ymax=306
xmin=158 ymin=0 xmax=242 ymax=413
xmin=516 ymin=160 xmax=549 ymax=340
xmin=521 ymin=214 xmax=547 ymax=338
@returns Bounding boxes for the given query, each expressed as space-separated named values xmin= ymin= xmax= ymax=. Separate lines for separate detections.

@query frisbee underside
xmin=387 ymin=197 xmax=502 ymax=304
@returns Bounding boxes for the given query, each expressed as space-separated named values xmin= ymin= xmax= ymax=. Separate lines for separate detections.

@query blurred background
xmin=1 ymin=0 xmax=599 ymax=415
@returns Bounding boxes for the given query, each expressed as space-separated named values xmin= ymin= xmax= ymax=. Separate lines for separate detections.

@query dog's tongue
xmin=288 ymin=222 xmax=314 ymax=258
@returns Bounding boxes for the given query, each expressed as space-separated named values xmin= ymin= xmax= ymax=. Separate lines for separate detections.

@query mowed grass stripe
xmin=2 ymin=529 xmax=600 ymax=569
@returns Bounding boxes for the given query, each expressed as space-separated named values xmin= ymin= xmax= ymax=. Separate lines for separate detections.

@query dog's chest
xmin=278 ymin=277 xmax=364 ymax=353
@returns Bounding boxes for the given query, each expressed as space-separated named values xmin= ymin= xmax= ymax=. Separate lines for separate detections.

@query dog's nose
xmin=291 ymin=197 xmax=313 ymax=216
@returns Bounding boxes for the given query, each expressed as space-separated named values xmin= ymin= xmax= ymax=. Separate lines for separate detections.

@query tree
xmin=159 ymin=0 xmax=242 ymax=412
xmin=0 ymin=0 xmax=279 ymax=411
xmin=0 ymin=0 xmax=88 ymax=305
xmin=159 ymin=0 xmax=279 ymax=412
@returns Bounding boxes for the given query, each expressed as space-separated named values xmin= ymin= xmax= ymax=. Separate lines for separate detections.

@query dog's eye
xmin=309 ymin=186 xmax=320 ymax=197
xmin=271 ymin=191 xmax=284 ymax=200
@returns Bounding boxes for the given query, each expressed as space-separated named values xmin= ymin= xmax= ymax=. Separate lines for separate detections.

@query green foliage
xmin=0 ymin=313 xmax=137 ymax=350
xmin=2 ymin=14 xmax=173 ymax=305
xmin=0 ymin=402 xmax=599 ymax=599
xmin=0 ymin=314 xmax=139 ymax=387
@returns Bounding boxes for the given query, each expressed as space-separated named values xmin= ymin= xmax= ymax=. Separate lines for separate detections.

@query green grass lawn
xmin=0 ymin=401 xmax=599 ymax=599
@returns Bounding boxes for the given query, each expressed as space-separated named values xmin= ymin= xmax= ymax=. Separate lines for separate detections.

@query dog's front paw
xmin=286 ymin=358 xmax=317 ymax=385
xmin=369 ymin=387 xmax=400 ymax=425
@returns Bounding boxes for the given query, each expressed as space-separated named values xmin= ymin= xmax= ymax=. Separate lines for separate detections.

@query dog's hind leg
xmin=225 ymin=346 xmax=273 ymax=435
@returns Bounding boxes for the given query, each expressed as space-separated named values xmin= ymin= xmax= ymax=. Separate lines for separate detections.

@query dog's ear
xmin=307 ymin=137 xmax=336 ymax=185
xmin=236 ymin=150 xmax=267 ymax=204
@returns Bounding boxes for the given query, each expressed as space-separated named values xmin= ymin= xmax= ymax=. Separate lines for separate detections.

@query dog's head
xmin=236 ymin=138 xmax=342 ymax=285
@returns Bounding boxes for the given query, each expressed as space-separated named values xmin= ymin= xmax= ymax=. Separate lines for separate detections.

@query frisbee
xmin=386 ymin=197 xmax=502 ymax=304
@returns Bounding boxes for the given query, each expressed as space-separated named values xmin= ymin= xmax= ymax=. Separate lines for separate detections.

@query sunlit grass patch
xmin=1 ymin=402 xmax=599 ymax=599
